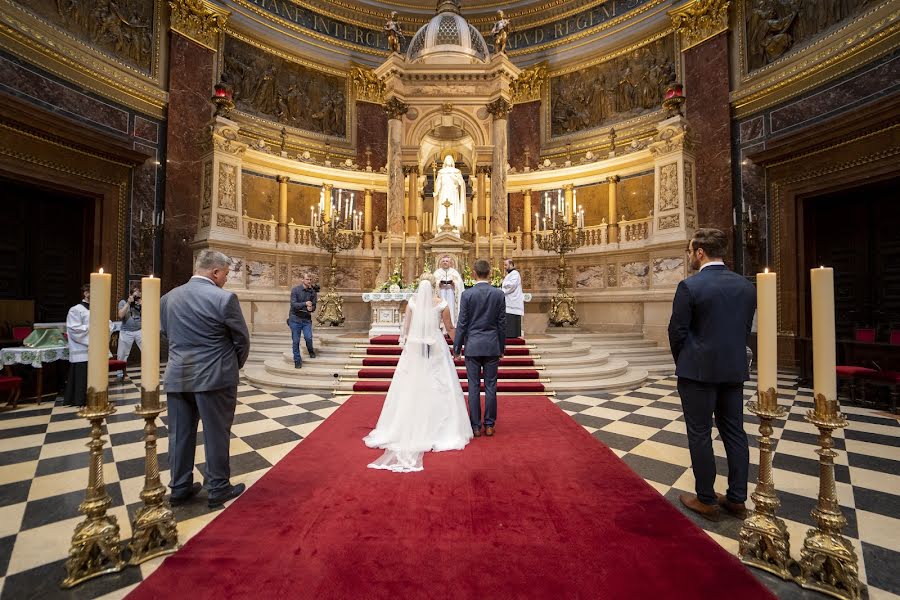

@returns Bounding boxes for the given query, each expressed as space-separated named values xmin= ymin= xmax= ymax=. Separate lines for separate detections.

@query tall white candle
xmin=141 ymin=275 xmax=160 ymax=394
xmin=757 ymin=269 xmax=777 ymax=403
xmin=811 ymin=266 xmax=837 ymax=401
xmin=87 ymin=269 xmax=111 ymax=396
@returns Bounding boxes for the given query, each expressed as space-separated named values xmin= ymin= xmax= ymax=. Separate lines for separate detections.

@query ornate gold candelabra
xmin=313 ymin=216 xmax=364 ymax=326
xmin=62 ymin=389 xmax=126 ymax=588
xmin=537 ymin=216 xmax=585 ymax=327
xmin=739 ymin=388 xmax=794 ymax=580
xmin=796 ymin=396 xmax=861 ymax=600
xmin=127 ymin=386 xmax=179 ymax=564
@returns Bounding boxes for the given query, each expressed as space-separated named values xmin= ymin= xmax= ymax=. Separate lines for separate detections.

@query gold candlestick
xmin=127 ymin=386 xmax=179 ymax=564
xmin=796 ymin=395 xmax=861 ymax=600
xmin=739 ymin=388 xmax=793 ymax=580
xmin=62 ymin=395 xmax=124 ymax=588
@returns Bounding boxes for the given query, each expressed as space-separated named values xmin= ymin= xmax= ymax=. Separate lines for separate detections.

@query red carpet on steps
xmin=366 ymin=346 xmax=531 ymax=356
xmin=128 ymin=395 xmax=773 ymax=600
xmin=362 ymin=357 xmax=536 ymax=367
xmin=353 ymin=380 xmax=546 ymax=393
xmin=370 ymin=335 xmax=527 ymax=346
xmin=356 ymin=368 xmax=541 ymax=380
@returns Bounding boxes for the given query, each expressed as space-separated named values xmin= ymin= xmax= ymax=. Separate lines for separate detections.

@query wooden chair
xmin=0 ymin=375 xmax=23 ymax=409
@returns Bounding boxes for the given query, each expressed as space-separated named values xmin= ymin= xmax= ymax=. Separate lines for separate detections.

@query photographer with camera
xmin=116 ymin=284 xmax=143 ymax=376
xmin=287 ymin=272 xmax=318 ymax=368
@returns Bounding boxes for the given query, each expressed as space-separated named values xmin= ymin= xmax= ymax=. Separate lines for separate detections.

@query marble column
xmin=276 ymin=175 xmax=289 ymax=243
xmin=523 ymin=189 xmax=533 ymax=249
xmin=163 ymin=0 xmax=227 ymax=290
xmin=383 ymin=98 xmax=408 ymax=236
xmin=476 ymin=167 xmax=488 ymax=235
xmin=405 ymin=166 xmax=418 ymax=235
xmin=364 ymin=188 xmax=374 ymax=249
xmin=607 ymin=175 xmax=620 ymax=243
xmin=487 ymin=98 xmax=512 ymax=237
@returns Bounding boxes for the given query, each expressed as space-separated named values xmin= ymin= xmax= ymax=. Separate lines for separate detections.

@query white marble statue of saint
xmin=433 ymin=155 xmax=466 ymax=232
xmin=433 ymin=254 xmax=464 ymax=326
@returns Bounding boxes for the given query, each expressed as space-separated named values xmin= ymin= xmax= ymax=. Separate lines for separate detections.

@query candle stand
xmin=536 ymin=216 xmax=584 ymax=326
xmin=313 ymin=216 xmax=364 ymax=326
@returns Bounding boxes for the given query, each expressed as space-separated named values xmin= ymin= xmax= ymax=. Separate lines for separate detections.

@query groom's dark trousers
xmin=454 ymin=281 xmax=506 ymax=430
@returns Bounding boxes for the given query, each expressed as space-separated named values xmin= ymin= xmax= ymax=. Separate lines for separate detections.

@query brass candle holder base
xmin=128 ymin=387 xmax=179 ymax=565
xmin=62 ymin=391 xmax=124 ymax=588
xmin=796 ymin=395 xmax=861 ymax=600
xmin=739 ymin=388 xmax=794 ymax=580
xmin=316 ymin=290 xmax=345 ymax=327
xmin=548 ymin=290 xmax=578 ymax=327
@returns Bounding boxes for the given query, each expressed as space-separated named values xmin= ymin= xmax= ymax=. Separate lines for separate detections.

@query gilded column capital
xmin=564 ymin=183 xmax=574 ymax=192
xmin=511 ymin=64 xmax=548 ymax=104
xmin=276 ymin=175 xmax=291 ymax=184
xmin=168 ymin=0 xmax=229 ymax=51
xmin=351 ymin=67 xmax=386 ymax=104
xmin=486 ymin=97 xmax=513 ymax=120
xmin=403 ymin=165 xmax=419 ymax=176
xmin=606 ymin=175 xmax=621 ymax=184
xmin=669 ymin=0 xmax=730 ymax=52
xmin=383 ymin=97 xmax=409 ymax=120
xmin=476 ymin=165 xmax=493 ymax=176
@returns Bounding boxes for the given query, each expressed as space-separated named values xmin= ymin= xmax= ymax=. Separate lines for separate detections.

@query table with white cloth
xmin=1 ymin=345 xmax=69 ymax=405
xmin=362 ymin=292 xmax=416 ymax=338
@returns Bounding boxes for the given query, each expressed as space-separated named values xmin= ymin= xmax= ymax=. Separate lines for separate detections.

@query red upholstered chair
xmin=0 ymin=375 xmax=23 ymax=409
xmin=12 ymin=327 xmax=32 ymax=342
xmin=108 ymin=359 xmax=127 ymax=379
xmin=857 ymin=370 xmax=900 ymax=415
xmin=835 ymin=365 xmax=876 ymax=404
xmin=890 ymin=330 xmax=900 ymax=346
xmin=854 ymin=328 xmax=876 ymax=343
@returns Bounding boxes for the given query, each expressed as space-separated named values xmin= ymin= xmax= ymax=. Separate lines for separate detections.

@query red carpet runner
xmin=129 ymin=395 xmax=773 ymax=600
xmin=354 ymin=336 xmax=545 ymax=394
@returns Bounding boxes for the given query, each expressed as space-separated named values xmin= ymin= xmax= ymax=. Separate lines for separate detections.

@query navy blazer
xmin=453 ymin=281 xmax=506 ymax=358
xmin=161 ymin=277 xmax=251 ymax=392
xmin=667 ymin=264 xmax=756 ymax=383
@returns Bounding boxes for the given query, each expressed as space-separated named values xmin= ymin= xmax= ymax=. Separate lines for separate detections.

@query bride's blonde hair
xmin=419 ymin=271 xmax=438 ymax=296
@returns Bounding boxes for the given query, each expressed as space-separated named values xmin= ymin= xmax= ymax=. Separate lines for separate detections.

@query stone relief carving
xmin=278 ymin=264 xmax=289 ymax=287
xmin=351 ymin=66 xmax=386 ymax=104
xmin=200 ymin=212 xmax=210 ymax=228
xmin=659 ymin=163 xmax=679 ymax=211
xmin=169 ymin=0 xmax=226 ymax=49
xmin=745 ymin=0 xmax=871 ymax=71
xmin=18 ymin=0 xmax=155 ymax=71
xmin=686 ymin=213 xmax=696 ymax=228
xmin=223 ymin=37 xmax=347 ymax=137
xmin=202 ymin=161 xmax=212 ymax=210
xmin=658 ymin=213 xmax=681 ymax=230
xmin=511 ymin=64 xmax=548 ymax=104
xmin=684 ymin=162 xmax=695 ymax=210
xmin=671 ymin=0 xmax=730 ymax=51
xmin=218 ymin=163 xmax=237 ymax=211
xmin=606 ymin=264 xmax=617 ymax=287
xmin=550 ymin=36 xmax=676 ymax=137
xmin=216 ymin=213 xmax=238 ymax=229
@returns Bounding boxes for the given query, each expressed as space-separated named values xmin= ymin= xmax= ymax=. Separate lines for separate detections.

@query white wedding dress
xmin=363 ymin=280 xmax=473 ymax=472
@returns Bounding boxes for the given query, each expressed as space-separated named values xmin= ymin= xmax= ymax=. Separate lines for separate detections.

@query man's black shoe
xmin=308 ymin=350 xmax=317 ymax=359
xmin=294 ymin=361 xmax=302 ymax=369
xmin=208 ymin=483 xmax=246 ymax=508
xmin=170 ymin=482 xmax=202 ymax=506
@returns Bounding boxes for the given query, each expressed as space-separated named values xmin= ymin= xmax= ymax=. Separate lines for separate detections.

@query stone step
xmin=537 ymin=351 xmax=610 ymax=368
xmin=549 ymin=368 xmax=649 ymax=393
xmin=544 ymin=358 xmax=630 ymax=382
xmin=243 ymin=364 xmax=340 ymax=395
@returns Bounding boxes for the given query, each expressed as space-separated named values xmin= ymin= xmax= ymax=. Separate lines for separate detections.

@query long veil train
xmin=363 ymin=279 xmax=472 ymax=472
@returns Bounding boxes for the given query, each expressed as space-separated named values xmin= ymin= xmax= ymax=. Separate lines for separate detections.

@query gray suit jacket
xmin=161 ymin=277 xmax=250 ymax=392
xmin=453 ymin=281 xmax=506 ymax=357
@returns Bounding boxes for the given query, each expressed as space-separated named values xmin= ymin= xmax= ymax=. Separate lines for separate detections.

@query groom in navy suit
xmin=454 ymin=259 xmax=506 ymax=437
xmin=668 ymin=228 xmax=756 ymax=521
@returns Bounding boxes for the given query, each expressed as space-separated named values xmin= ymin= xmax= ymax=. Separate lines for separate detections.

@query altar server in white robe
xmin=502 ymin=258 xmax=524 ymax=338
xmin=433 ymin=255 xmax=464 ymax=326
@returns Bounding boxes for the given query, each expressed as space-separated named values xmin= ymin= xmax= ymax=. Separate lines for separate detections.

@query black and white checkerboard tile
xmin=0 ymin=370 xmax=897 ymax=599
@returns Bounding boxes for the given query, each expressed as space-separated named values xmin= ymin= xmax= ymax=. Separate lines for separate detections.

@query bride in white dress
xmin=363 ymin=273 xmax=473 ymax=472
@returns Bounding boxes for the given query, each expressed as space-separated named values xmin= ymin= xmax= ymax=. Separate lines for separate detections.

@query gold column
xmin=607 ymin=175 xmax=620 ymax=243
xmin=323 ymin=183 xmax=333 ymax=222
xmin=276 ymin=175 xmax=290 ymax=243
xmin=564 ymin=184 xmax=574 ymax=224
xmin=363 ymin=189 xmax=374 ymax=250
xmin=523 ymin=189 xmax=533 ymax=250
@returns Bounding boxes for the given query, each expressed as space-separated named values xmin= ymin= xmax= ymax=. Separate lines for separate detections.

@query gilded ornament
xmin=511 ymin=63 xmax=548 ymax=103
xmin=383 ymin=96 xmax=409 ymax=120
xmin=670 ymin=0 xmax=730 ymax=51
xmin=351 ymin=66 xmax=386 ymax=103
xmin=486 ymin=97 xmax=513 ymax=120
xmin=168 ymin=0 xmax=228 ymax=50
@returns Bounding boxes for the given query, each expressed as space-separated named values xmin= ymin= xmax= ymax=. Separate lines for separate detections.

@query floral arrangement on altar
xmin=461 ymin=264 xmax=503 ymax=288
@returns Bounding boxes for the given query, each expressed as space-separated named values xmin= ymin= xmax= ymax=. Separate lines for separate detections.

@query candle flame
xmin=98 ymin=267 xmax=104 ymax=274
xmin=149 ymin=274 xmax=155 ymax=279
xmin=820 ymin=265 xmax=825 ymax=269
xmin=764 ymin=268 xmax=769 ymax=273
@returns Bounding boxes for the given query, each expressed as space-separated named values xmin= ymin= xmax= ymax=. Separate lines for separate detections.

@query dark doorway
xmin=803 ymin=176 xmax=900 ymax=341
xmin=0 ymin=177 xmax=96 ymax=323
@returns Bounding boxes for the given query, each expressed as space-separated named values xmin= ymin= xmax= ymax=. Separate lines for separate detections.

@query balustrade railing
xmin=245 ymin=217 xmax=276 ymax=242
xmin=618 ymin=216 xmax=652 ymax=242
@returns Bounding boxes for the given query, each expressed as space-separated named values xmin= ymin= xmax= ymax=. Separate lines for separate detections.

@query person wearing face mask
xmin=115 ymin=284 xmax=143 ymax=377
xmin=501 ymin=258 xmax=524 ymax=339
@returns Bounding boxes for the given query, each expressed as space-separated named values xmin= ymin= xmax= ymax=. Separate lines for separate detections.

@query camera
xmin=312 ymin=284 xmax=320 ymax=292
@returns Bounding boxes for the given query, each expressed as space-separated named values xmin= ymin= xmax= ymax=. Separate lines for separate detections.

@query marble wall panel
xmin=247 ymin=260 xmax=276 ymax=288
xmin=508 ymin=191 xmax=524 ymax=235
xmin=620 ymin=261 xmax=649 ymax=288
xmin=227 ymin=255 xmax=245 ymax=285
xmin=242 ymin=172 xmax=278 ymax=220
xmin=134 ymin=116 xmax=159 ymax=144
xmin=618 ymin=172 xmax=654 ymax=220
xmin=372 ymin=191 xmax=388 ymax=233
xmin=575 ymin=182 xmax=609 ymax=226
xmin=291 ymin=264 xmax=321 ymax=286
xmin=652 ymin=257 xmax=684 ymax=287
xmin=356 ymin=101 xmax=388 ymax=170
xmin=535 ymin=266 xmax=559 ymax=290
xmin=130 ymin=142 xmax=158 ymax=276
xmin=286 ymin=181 xmax=322 ymax=227
xmin=334 ymin=265 xmax=362 ymax=290
xmin=509 ymin=101 xmax=541 ymax=171
xmin=576 ymin=265 xmax=605 ymax=289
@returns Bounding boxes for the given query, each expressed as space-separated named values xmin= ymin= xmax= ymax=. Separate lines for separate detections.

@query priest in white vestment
xmin=433 ymin=255 xmax=464 ymax=325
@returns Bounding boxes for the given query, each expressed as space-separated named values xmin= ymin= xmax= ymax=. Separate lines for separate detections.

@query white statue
xmin=433 ymin=155 xmax=466 ymax=232
xmin=433 ymin=254 xmax=464 ymax=326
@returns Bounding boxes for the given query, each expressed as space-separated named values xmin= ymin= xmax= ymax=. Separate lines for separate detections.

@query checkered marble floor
xmin=0 ymin=370 xmax=897 ymax=599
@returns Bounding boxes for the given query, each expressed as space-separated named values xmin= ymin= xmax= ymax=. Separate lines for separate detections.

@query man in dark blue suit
xmin=668 ymin=229 xmax=756 ymax=521
xmin=454 ymin=259 xmax=506 ymax=437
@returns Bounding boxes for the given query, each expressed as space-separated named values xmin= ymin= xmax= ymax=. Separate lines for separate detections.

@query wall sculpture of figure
xmin=223 ymin=36 xmax=347 ymax=137
xmin=549 ymin=36 xmax=676 ymax=137
xmin=384 ymin=11 xmax=404 ymax=54
xmin=491 ymin=10 xmax=510 ymax=54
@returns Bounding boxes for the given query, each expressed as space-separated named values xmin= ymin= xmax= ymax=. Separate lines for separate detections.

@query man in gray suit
xmin=453 ymin=259 xmax=506 ymax=437
xmin=161 ymin=250 xmax=251 ymax=508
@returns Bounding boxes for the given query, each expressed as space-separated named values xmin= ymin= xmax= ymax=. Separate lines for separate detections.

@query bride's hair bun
xmin=419 ymin=272 xmax=437 ymax=288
